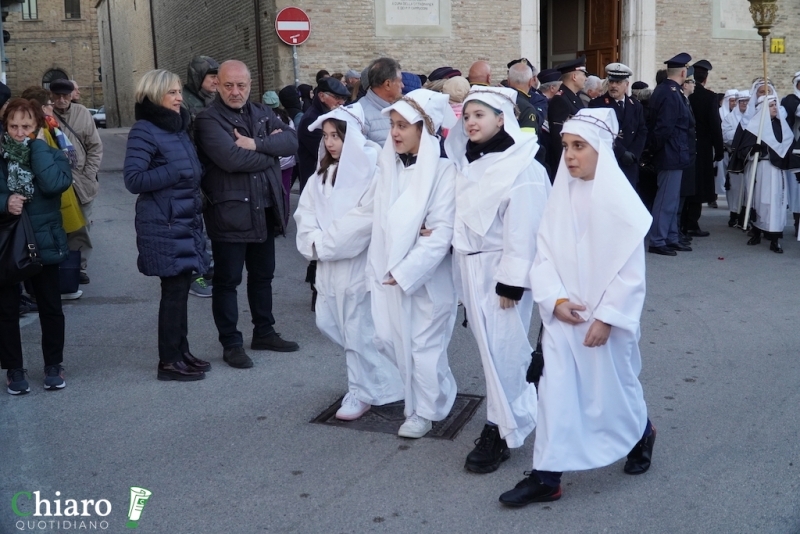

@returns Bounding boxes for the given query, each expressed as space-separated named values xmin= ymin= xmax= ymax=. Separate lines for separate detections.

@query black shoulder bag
xmin=0 ymin=209 xmax=43 ymax=285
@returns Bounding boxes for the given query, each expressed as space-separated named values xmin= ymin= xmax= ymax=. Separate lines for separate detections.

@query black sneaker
xmin=499 ymin=471 xmax=562 ymax=507
xmin=7 ymin=369 xmax=30 ymax=395
xmin=79 ymin=272 xmax=90 ymax=284
xmin=43 ymin=365 xmax=66 ymax=390
xmin=223 ymin=346 xmax=254 ymax=369
xmin=250 ymin=332 xmax=299 ymax=352
xmin=465 ymin=424 xmax=510 ymax=473
xmin=624 ymin=426 xmax=657 ymax=475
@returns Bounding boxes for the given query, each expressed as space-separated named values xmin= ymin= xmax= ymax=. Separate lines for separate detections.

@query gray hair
xmin=584 ymin=75 xmax=603 ymax=93
xmin=368 ymin=57 xmax=402 ymax=89
xmin=540 ymin=81 xmax=560 ymax=93
xmin=134 ymin=69 xmax=181 ymax=105
xmin=507 ymin=63 xmax=533 ymax=86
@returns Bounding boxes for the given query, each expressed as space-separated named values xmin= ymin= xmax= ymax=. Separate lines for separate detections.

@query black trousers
xmin=0 ymin=264 xmax=64 ymax=370
xmin=211 ymin=226 xmax=276 ymax=349
xmin=681 ymin=199 xmax=703 ymax=232
xmin=158 ymin=271 xmax=193 ymax=363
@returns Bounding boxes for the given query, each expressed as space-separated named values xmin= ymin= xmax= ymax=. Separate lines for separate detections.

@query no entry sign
xmin=275 ymin=7 xmax=311 ymax=46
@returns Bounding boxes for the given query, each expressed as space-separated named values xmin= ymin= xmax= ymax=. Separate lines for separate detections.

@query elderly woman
xmin=124 ymin=69 xmax=210 ymax=381
xmin=0 ymin=98 xmax=73 ymax=394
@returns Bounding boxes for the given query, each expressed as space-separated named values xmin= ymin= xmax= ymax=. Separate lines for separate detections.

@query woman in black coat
xmin=124 ymin=69 xmax=210 ymax=382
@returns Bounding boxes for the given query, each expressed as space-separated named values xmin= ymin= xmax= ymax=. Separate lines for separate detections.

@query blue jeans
xmin=210 ymin=230 xmax=276 ymax=348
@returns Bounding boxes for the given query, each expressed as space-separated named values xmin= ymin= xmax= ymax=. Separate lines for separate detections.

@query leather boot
xmin=624 ymin=426 xmax=657 ymax=474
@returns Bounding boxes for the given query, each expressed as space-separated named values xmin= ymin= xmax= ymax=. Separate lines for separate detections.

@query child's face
xmin=462 ymin=102 xmax=503 ymax=144
xmin=769 ymin=100 xmax=778 ymax=118
xmin=389 ymin=110 xmax=421 ymax=155
xmin=322 ymin=121 xmax=344 ymax=160
xmin=738 ymin=99 xmax=748 ymax=113
xmin=561 ymin=133 xmax=598 ymax=181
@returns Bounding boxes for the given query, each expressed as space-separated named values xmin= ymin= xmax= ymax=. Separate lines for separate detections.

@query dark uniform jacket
xmin=688 ymin=83 xmax=724 ymax=202
xmin=781 ymin=94 xmax=800 ymax=171
xmin=647 ymin=79 xmax=692 ymax=171
xmin=589 ymin=92 xmax=648 ymax=186
xmin=195 ymin=98 xmax=298 ymax=242
xmin=546 ymin=84 xmax=584 ymax=177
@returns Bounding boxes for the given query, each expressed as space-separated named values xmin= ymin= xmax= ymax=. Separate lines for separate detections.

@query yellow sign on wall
xmin=770 ymin=38 xmax=785 ymax=54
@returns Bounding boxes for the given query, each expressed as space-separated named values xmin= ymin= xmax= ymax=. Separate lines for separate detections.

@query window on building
xmin=22 ymin=0 xmax=38 ymax=20
xmin=64 ymin=0 xmax=81 ymax=19
xmin=42 ymin=69 xmax=69 ymax=90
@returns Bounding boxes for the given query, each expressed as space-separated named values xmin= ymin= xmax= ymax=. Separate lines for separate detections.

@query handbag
xmin=526 ymin=323 xmax=545 ymax=387
xmin=60 ymin=185 xmax=86 ymax=233
xmin=0 ymin=209 xmax=43 ymax=285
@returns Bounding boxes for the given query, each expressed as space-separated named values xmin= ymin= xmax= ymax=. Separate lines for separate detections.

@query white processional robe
xmin=452 ymin=137 xmax=550 ymax=448
xmin=786 ymin=105 xmax=800 ymax=215
xmin=723 ymin=109 xmax=745 ymax=211
xmin=366 ymin=155 xmax=458 ymax=421
xmin=748 ymin=157 xmax=787 ymax=234
xmin=295 ymin=158 xmax=405 ymax=406
xmin=531 ymin=175 xmax=649 ymax=472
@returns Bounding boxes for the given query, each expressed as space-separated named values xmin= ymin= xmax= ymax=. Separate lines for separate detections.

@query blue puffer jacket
xmin=0 ymin=139 xmax=72 ymax=265
xmin=124 ymin=98 xmax=208 ymax=277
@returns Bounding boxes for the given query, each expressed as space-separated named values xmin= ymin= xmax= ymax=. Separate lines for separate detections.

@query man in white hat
xmin=589 ymin=62 xmax=648 ymax=188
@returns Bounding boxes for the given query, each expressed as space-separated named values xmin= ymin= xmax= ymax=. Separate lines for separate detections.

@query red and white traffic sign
xmin=275 ymin=7 xmax=311 ymax=46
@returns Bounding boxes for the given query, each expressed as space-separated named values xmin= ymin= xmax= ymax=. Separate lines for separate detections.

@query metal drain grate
xmin=310 ymin=394 xmax=484 ymax=440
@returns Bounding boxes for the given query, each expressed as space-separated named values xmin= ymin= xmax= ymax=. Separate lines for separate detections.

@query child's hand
xmin=583 ymin=320 xmax=611 ymax=347
xmin=554 ymin=301 xmax=586 ymax=325
xmin=499 ymin=296 xmax=517 ymax=309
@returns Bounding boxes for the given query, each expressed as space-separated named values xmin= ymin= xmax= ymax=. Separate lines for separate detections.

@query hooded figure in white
xmin=715 ymin=89 xmax=738 ymax=196
xmin=366 ymin=88 xmax=459 ymax=438
xmin=444 ymin=86 xmax=550 ymax=471
xmin=499 ymin=108 xmax=655 ymax=508
xmin=782 ymin=71 xmax=800 ymax=231
xmin=724 ymin=90 xmax=749 ymax=222
xmin=294 ymin=104 xmax=404 ymax=420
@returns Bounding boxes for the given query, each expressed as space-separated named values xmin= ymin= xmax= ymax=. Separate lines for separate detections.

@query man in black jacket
xmin=195 ymin=60 xmax=300 ymax=369
xmin=546 ymin=57 xmax=587 ymax=181
xmin=685 ymin=59 xmax=724 ymax=237
xmin=589 ymin=62 xmax=648 ymax=188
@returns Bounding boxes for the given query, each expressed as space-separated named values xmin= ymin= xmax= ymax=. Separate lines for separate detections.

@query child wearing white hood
xmin=294 ymin=104 xmax=404 ymax=420
xmin=367 ymin=88 xmax=460 ymax=438
xmin=500 ymin=108 xmax=655 ymax=507
xmin=444 ymin=86 xmax=550 ymax=473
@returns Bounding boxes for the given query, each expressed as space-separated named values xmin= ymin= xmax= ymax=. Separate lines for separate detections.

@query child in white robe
xmin=294 ymin=105 xmax=404 ymax=420
xmin=444 ymin=86 xmax=550 ymax=472
xmin=500 ymin=108 xmax=655 ymax=507
xmin=723 ymin=91 xmax=749 ymax=227
xmin=367 ymin=89 xmax=459 ymax=439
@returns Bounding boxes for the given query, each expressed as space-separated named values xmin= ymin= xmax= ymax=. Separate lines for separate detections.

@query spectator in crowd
xmin=316 ymin=70 xmax=330 ymax=84
xmin=468 ymin=61 xmax=492 ymax=86
xmin=361 ymin=57 xmax=404 ymax=146
xmin=182 ymin=55 xmax=220 ymax=298
xmin=0 ymin=98 xmax=73 ymax=394
xmin=278 ymin=85 xmax=304 ymax=128
xmin=441 ymin=75 xmax=470 ymax=125
xmin=50 ymin=79 xmax=102 ymax=285
xmin=123 ymin=69 xmax=210 ymax=382
xmin=263 ymin=90 xmax=296 ymax=225
xmin=194 ymin=60 xmax=299 ymax=369
xmin=546 ymin=57 xmax=587 ymax=179
xmin=70 ymin=81 xmax=81 ymax=104
xmin=298 ymin=84 xmax=314 ymax=112
xmin=537 ymin=69 xmax=561 ymax=100
xmin=344 ymin=69 xmax=361 ymax=93
xmin=581 ymin=75 xmax=604 ymax=105
xmin=401 ymin=72 xmax=422 ymax=95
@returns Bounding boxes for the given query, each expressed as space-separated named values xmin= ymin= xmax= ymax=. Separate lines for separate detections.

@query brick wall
xmin=656 ymin=0 xmax=800 ymax=97
xmin=4 ymin=0 xmax=103 ymax=107
xmin=96 ymin=0 xmax=155 ymax=127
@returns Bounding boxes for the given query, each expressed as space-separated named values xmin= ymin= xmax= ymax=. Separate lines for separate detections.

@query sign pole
xmin=293 ymin=45 xmax=299 ymax=87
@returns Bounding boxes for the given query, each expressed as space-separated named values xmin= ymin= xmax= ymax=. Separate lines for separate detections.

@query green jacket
xmin=0 ymin=140 xmax=73 ymax=265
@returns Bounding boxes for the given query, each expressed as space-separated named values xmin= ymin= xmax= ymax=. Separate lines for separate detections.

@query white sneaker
xmin=335 ymin=391 xmax=371 ymax=421
xmin=61 ymin=290 xmax=83 ymax=300
xmin=397 ymin=413 xmax=431 ymax=438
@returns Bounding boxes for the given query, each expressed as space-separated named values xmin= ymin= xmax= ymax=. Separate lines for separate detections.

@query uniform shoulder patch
xmin=671 ymin=87 xmax=677 ymax=91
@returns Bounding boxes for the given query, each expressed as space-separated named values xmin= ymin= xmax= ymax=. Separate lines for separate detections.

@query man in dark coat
xmin=546 ymin=57 xmax=587 ymax=180
xmin=194 ymin=60 xmax=300 ymax=369
xmin=296 ymin=77 xmax=349 ymax=193
xmin=685 ymin=59 xmax=724 ymax=236
xmin=646 ymin=53 xmax=693 ymax=256
xmin=589 ymin=62 xmax=648 ymax=188
xmin=780 ymin=72 xmax=800 ymax=235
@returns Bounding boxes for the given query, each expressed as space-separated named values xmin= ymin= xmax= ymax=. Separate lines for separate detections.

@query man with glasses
xmin=545 ymin=56 xmax=587 ymax=180
xmin=50 ymin=79 xmax=103 ymax=284
xmin=296 ymin=76 xmax=350 ymax=193
xmin=589 ymin=63 xmax=648 ymax=188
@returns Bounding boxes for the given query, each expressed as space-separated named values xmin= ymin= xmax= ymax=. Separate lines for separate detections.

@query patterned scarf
xmin=3 ymin=133 xmax=34 ymax=200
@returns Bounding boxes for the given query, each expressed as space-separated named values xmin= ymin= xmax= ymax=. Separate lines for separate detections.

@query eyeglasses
xmin=684 ymin=80 xmax=696 ymax=85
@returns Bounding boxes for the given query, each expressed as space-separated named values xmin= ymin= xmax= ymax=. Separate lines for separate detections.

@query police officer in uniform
xmin=589 ymin=62 xmax=648 ymax=188
xmin=546 ymin=56 xmax=587 ymax=180
xmin=646 ymin=53 xmax=693 ymax=256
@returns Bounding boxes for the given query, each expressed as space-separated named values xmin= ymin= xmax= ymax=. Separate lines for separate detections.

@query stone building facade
xmin=3 ymin=0 xmax=103 ymax=107
xmin=98 ymin=0 xmax=799 ymax=127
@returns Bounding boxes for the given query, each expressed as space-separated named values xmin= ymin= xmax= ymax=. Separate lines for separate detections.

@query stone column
xmin=521 ymin=0 xmax=540 ymax=67
xmin=621 ymin=0 xmax=657 ymax=87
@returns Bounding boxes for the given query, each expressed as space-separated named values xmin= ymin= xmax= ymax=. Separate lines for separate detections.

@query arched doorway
xmin=42 ymin=69 xmax=69 ymax=90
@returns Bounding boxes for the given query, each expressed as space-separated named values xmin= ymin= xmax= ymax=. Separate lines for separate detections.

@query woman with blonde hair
xmin=124 ymin=69 xmax=210 ymax=381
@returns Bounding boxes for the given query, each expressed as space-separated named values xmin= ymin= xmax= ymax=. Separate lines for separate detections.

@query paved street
xmin=1 ymin=129 xmax=799 ymax=534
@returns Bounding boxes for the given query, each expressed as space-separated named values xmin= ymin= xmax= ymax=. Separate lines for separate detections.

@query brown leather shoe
xmin=157 ymin=360 xmax=205 ymax=382
xmin=182 ymin=352 xmax=211 ymax=372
